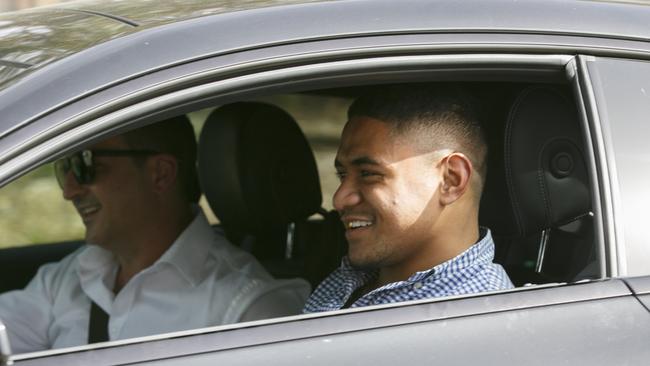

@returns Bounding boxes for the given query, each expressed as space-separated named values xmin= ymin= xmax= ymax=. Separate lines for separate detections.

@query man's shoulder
xmin=39 ymin=245 xmax=88 ymax=278
xmin=443 ymin=261 xmax=514 ymax=295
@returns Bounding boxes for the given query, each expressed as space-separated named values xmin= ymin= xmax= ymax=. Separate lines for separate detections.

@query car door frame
xmin=2 ymin=31 xmax=650 ymax=364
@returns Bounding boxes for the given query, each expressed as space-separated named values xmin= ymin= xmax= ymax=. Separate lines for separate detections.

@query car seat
xmin=480 ymin=86 xmax=596 ymax=286
xmin=198 ymin=102 xmax=346 ymax=287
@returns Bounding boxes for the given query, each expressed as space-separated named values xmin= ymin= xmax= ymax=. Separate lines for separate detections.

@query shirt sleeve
xmin=237 ymin=279 xmax=311 ymax=323
xmin=0 ymin=261 xmax=62 ymax=354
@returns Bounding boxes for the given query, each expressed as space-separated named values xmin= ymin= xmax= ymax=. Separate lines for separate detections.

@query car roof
xmin=1 ymin=0 xmax=650 ymax=140
xmin=0 ymin=0 xmax=315 ymax=90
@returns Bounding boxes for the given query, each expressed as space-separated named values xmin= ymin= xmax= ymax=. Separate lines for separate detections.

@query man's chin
xmin=348 ymin=251 xmax=381 ymax=270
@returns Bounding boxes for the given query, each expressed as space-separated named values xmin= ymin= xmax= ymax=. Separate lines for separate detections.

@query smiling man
xmin=0 ymin=116 xmax=309 ymax=353
xmin=304 ymin=86 xmax=513 ymax=312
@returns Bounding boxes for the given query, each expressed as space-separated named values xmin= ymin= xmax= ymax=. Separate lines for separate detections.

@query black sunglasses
xmin=54 ymin=149 xmax=160 ymax=188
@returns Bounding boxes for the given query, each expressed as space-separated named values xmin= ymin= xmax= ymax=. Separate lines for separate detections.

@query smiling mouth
xmin=76 ymin=205 xmax=100 ymax=222
xmin=347 ymin=220 xmax=373 ymax=230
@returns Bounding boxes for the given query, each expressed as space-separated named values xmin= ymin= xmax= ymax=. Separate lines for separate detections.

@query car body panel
xmin=0 ymin=9 xmax=132 ymax=90
xmin=2 ymin=0 xmax=650 ymax=364
xmin=10 ymin=279 xmax=649 ymax=365
xmin=637 ymin=295 xmax=650 ymax=312
xmin=625 ymin=276 xmax=650 ymax=295
xmin=55 ymin=0 xmax=317 ymax=27
xmin=0 ymin=0 xmax=313 ymax=90
xmin=143 ymin=297 xmax=649 ymax=366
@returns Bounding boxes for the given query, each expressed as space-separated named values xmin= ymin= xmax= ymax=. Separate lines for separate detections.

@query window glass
xmin=0 ymin=165 xmax=83 ymax=249
xmin=586 ymin=57 xmax=650 ymax=276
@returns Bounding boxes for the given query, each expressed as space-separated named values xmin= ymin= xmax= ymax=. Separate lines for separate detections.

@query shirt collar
xmin=77 ymin=208 xmax=215 ymax=289
xmin=155 ymin=209 xmax=214 ymax=287
xmin=410 ymin=227 xmax=494 ymax=282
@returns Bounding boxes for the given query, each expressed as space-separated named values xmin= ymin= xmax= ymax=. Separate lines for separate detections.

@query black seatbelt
xmin=88 ymin=300 xmax=110 ymax=343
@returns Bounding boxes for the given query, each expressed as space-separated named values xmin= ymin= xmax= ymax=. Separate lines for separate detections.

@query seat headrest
xmin=504 ymin=86 xmax=591 ymax=236
xmin=198 ymin=102 xmax=322 ymax=237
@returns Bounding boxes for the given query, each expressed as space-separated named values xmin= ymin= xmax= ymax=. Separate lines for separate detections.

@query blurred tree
xmin=1 ymin=0 xmax=71 ymax=12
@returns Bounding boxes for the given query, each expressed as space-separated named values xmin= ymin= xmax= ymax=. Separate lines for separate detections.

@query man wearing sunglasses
xmin=0 ymin=115 xmax=309 ymax=353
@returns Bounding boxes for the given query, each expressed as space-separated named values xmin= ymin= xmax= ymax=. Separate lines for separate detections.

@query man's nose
xmin=333 ymin=178 xmax=362 ymax=212
xmin=61 ymin=172 xmax=85 ymax=201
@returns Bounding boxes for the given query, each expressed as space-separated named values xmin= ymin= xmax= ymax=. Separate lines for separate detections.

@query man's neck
xmin=376 ymin=222 xmax=480 ymax=289
xmin=113 ymin=207 xmax=194 ymax=293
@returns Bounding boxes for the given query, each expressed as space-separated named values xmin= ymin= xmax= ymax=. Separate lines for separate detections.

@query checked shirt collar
xmin=303 ymin=228 xmax=508 ymax=312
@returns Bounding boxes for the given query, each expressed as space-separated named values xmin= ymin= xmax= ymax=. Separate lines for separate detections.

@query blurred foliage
xmin=0 ymin=93 xmax=350 ymax=249
xmin=0 ymin=164 xmax=84 ymax=248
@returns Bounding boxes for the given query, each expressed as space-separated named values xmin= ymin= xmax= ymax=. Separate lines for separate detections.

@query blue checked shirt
xmin=303 ymin=229 xmax=514 ymax=313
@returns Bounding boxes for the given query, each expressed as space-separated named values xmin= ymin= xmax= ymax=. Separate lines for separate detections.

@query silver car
xmin=0 ymin=0 xmax=649 ymax=365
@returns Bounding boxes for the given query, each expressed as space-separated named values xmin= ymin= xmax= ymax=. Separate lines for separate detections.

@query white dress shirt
xmin=0 ymin=212 xmax=310 ymax=353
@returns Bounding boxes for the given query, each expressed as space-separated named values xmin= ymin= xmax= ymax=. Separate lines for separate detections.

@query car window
xmin=0 ymin=93 xmax=348 ymax=247
xmin=0 ymin=79 xmax=601 ymax=359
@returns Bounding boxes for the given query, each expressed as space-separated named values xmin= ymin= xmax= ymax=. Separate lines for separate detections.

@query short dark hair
xmin=122 ymin=115 xmax=201 ymax=203
xmin=348 ymin=84 xmax=488 ymax=190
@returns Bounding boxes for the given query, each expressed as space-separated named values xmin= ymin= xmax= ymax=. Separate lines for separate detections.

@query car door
xmin=2 ymin=51 xmax=649 ymax=366
xmin=4 ymin=279 xmax=648 ymax=366
xmin=2 ymin=5 xmax=650 ymax=363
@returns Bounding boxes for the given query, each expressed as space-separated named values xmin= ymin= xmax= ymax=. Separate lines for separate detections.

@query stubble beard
xmin=348 ymin=236 xmax=393 ymax=271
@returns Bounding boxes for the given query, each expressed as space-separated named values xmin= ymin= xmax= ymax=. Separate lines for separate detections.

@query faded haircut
xmin=122 ymin=115 xmax=201 ymax=203
xmin=347 ymin=84 xmax=488 ymax=191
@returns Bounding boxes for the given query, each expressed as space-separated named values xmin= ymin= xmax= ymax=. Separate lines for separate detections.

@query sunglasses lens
xmin=54 ymin=159 xmax=69 ymax=188
xmin=54 ymin=151 xmax=94 ymax=188
xmin=70 ymin=155 xmax=84 ymax=183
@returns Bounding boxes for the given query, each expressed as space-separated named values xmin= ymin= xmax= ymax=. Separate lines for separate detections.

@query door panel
xmin=136 ymin=296 xmax=650 ymax=366
xmin=12 ymin=280 xmax=648 ymax=366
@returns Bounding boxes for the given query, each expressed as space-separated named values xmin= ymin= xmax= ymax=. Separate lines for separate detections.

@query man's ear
xmin=439 ymin=152 xmax=473 ymax=206
xmin=149 ymin=154 xmax=178 ymax=195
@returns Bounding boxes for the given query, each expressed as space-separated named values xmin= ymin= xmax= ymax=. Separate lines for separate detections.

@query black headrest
xmin=198 ymin=102 xmax=322 ymax=238
xmin=503 ymin=86 xmax=591 ymax=237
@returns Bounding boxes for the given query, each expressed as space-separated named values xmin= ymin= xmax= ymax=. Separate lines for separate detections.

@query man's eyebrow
xmin=334 ymin=156 xmax=381 ymax=168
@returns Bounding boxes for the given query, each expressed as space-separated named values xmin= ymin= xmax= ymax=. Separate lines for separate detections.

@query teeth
xmin=348 ymin=220 xmax=372 ymax=229
xmin=79 ymin=206 xmax=99 ymax=215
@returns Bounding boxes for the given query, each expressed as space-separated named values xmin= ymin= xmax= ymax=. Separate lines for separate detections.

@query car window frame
xmin=0 ymin=51 xmax=614 ymax=364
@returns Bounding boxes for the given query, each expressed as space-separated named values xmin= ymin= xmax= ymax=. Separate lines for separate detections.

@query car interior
xmin=0 ymin=81 xmax=598 ymax=302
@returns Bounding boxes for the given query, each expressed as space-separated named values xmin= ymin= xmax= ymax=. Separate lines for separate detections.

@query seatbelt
xmin=88 ymin=300 xmax=110 ymax=343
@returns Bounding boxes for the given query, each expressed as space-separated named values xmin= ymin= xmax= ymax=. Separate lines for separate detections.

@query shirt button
xmin=413 ymin=282 xmax=423 ymax=289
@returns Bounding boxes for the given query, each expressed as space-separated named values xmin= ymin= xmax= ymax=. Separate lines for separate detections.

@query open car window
xmin=0 ymin=51 xmax=625 ymax=365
